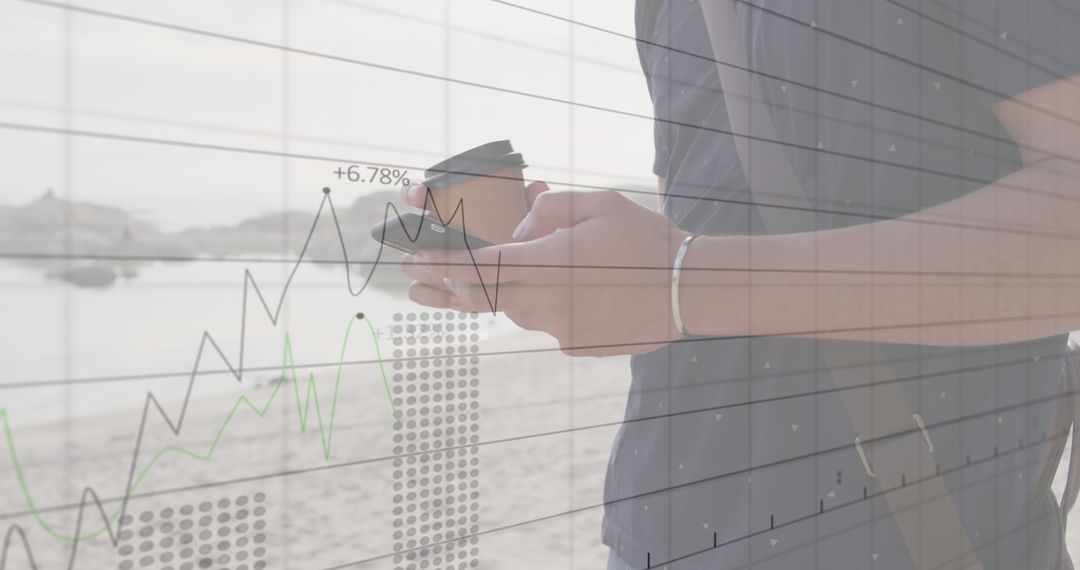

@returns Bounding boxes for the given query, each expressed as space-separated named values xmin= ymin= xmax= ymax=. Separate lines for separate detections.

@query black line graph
xmin=4 ymin=334 xmax=1072 ymax=568
xmin=3 ymin=0 xmax=1078 ymax=567
xmin=0 ymin=338 xmax=1070 ymax=527
xmin=0 ymin=186 xmax=502 ymax=569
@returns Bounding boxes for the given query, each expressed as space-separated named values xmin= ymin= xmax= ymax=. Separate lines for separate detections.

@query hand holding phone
xmin=370 ymin=212 xmax=494 ymax=255
xmin=370 ymin=140 xmax=530 ymax=254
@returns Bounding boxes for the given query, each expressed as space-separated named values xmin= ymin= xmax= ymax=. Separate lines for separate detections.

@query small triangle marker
xmin=791 ymin=424 xmax=800 ymax=432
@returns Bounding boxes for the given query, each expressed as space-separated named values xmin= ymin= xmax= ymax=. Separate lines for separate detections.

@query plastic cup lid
xmin=425 ymin=140 xmax=513 ymax=179
xmin=424 ymin=141 xmax=527 ymax=191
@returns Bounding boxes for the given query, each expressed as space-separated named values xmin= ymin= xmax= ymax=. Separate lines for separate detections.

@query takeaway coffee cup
xmin=422 ymin=140 xmax=529 ymax=244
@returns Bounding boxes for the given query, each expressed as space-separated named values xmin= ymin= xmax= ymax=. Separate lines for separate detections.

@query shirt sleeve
xmin=636 ymin=0 xmax=671 ymax=178
xmin=651 ymin=115 xmax=671 ymax=178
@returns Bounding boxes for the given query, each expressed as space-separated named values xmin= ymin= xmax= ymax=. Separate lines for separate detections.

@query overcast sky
xmin=0 ymin=0 xmax=656 ymax=231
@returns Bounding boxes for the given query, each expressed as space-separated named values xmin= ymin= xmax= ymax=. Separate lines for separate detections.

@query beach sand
xmin=1 ymin=326 xmax=1078 ymax=569
xmin=0 ymin=327 xmax=626 ymax=570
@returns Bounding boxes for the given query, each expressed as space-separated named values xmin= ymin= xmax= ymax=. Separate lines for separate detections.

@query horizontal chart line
xmin=2 ymin=303 xmax=1073 ymax=391
xmin=4 ymin=344 xmax=1069 ymax=528
xmin=0 ymin=96 xmax=646 ymax=186
xmin=321 ymin=402 xmax=1069 ymax=568
xmin=2 ymin=118 xmax=1078 ymax=247
xmin=11 ymin=0 xmax=1080 ymax=210
xmin=490 ymin=0 xmax=1080 ymax=160
xmin=7 ymin=250 xmax=1080 ymax=281
xmin=336 ymin=0 xmax=1044 ymax=178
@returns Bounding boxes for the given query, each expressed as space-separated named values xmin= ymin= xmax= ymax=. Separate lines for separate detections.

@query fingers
xmin=408 ymin=282 xmax=472 ymax=312
xmin=411 ymin=277 xmax=564 ymax=331
xmin=401 ymin=255 xmax=450 ymax=290
xmin=405 ymin=238 xmax=557 ymax=285
xmin=419 ymin=279 xmax=572 ymax=316
xmin=504 ymin=310 xmax=541 ymax=331
xmin=400 ymin=184 xmax=429 ymax=209
xmin=408 ymin=282 xmax=635 ymax=357
xmin=449 ymin=282 xmax=568 ymax=314
xmin=512 ymin=189 xmax=621 ymax=241
xmin=410 ymin=280 xmax=544 ymax=316
xmin=523 ymin=180 xmax=550 ymax=209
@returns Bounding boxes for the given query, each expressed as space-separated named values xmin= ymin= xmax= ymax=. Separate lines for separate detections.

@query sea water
xmin=0 ymin=259 xmax=509 ymax=428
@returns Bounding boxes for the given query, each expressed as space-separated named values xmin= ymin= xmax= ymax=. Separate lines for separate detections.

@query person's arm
xmin=401 ymin=77 xmax=1080 ymax=355
xmin=682 ymin=75 xmax=1080 ymax=346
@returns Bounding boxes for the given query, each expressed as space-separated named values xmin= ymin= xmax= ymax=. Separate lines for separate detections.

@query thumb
xmin=512 ymin=190 xmax=617 ymax=242
xmin=400 ymin=183 xmax=430 ymax=209
xmin=524 ymin=180 xmax=550 ymax=208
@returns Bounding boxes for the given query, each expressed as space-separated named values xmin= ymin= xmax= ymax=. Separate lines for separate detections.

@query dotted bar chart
xmin=390 ymin=312 xmax=482 ymax=570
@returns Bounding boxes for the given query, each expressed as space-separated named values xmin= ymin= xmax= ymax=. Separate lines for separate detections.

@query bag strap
xmin=696 ymin=1 xmax=983 ymax=567
xmin=1023 ymin=341 xmax=1075 ymax=570
xmin=1059 ymin=343 xmax=1080 ymax=520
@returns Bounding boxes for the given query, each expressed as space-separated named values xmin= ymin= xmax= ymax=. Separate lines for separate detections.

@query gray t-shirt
xmin=602 ymin=1 xmax=1080 ymax=568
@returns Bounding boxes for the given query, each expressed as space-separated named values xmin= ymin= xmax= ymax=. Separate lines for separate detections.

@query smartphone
xmin=370 ymin=212 xmax=494 ymax=255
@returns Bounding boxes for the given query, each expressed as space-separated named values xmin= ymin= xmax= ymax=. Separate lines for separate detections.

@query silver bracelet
xmin=671 ymin=234 xmax=698 ymax=336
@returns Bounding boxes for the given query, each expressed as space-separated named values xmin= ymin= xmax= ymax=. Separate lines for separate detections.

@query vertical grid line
xmin=567 ymin=2 xmax=575 ymax=568
xmin=869 ymin=0 xmax=879 ymax=562
xmin=61 ymin=0 xmax=74 ymax=535
xmin=279 ymin=1 xmax=292 ymax=567
xmin=812 ymin=0 xmax=821 ymax=567
xmin=916 ymin=0 xmax=926 ymax=566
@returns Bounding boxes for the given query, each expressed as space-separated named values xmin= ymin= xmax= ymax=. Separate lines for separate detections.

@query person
xmin=400 ymin=0 xmax=1080 ymax=568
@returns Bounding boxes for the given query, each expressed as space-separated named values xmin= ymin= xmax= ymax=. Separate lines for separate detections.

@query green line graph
xmin=0 ymin=313 xmax=398 ymax=542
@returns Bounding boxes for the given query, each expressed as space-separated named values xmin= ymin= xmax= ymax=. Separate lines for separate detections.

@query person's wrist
xmin=680 ymin=235 xmax=755 ymax=338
